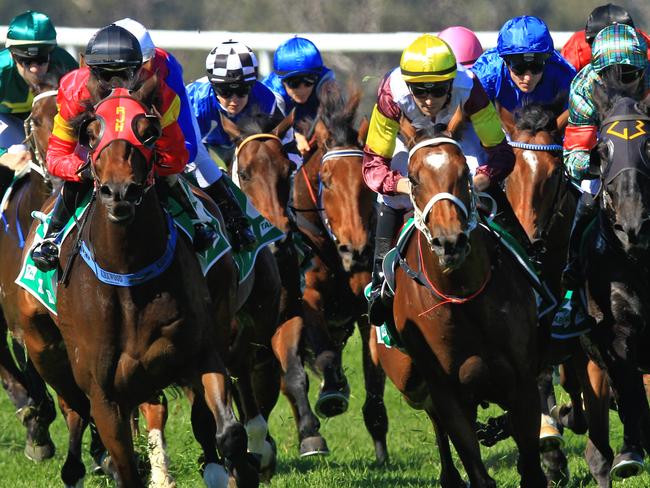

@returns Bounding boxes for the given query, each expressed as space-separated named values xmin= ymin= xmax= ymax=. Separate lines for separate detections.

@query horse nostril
xmin=99 ymin=185 xmax=113 ymax=199
xmin=338 ymin=244 xmax=350 ymax=254
xmin=124 ymin=183 xmax=144 ymax=203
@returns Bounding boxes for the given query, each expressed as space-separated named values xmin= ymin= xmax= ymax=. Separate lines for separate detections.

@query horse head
xmin=406 ymin=121 xmax=477 ymax=271
xmin=76 ymin=78 xmax=162 ymax=223
xmin=592 ymin=72 xmax=650 ymax=257
xmin=222 ymin=109 xmax=294 ymax=232
xmin=505 ymin=98 xmax=568 ymax=252
xmin=304 ymin=85 xmax=375 ymax=271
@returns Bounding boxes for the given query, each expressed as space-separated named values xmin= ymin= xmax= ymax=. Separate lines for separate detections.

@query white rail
xmin=1 ymin=27 xmax=576 ymax=75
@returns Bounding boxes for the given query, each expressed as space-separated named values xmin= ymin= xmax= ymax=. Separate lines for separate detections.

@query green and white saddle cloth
xmin=15 ymin=179 xmax=284 ymax=316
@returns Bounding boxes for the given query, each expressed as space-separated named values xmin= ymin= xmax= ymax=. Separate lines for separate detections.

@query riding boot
xmin=30 ymin=181 xmax=83 ymax=272
xmin=204 ymin=176 xmax=256 ymax=252
xmin=162 ymin=176 xmax=216 ymax=253
xmin=561 ymin=192 xmax=597 ymax=290
xmin=483 ymin=183 xmax=532 ymax=252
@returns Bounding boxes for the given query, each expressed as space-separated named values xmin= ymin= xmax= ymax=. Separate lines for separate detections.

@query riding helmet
xmin=5 ymin=10 xmax=57 ymax=58
xmin=84 ymin=24 xmax=143 ymax=69
xmin=438 ymin=26 xmax=483 ymax=68
xmin=206 ymin=40 xmax=258 ymax=84
xmin=497 ymin=16 xmax=554 ymax=57
xmin=400 ymin=34 xmax=457 ymax=83
xmin=585 ymin=4 xmax=634 ymax=45
xmin=273 ymin=37 xmax=323 ymax=79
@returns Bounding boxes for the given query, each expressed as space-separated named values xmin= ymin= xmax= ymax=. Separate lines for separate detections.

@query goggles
xmin=505 ymin=53 xmax=549 ymax=76
xmin=407 ymin=80 xmax=453 ymax=99
xmin=14 ymin=53 xmax=50 ymax=66
xmin=283 ymin=75 xmax=318 ymax=89
xmin=213 ymin=82 xmax=253 ymax=99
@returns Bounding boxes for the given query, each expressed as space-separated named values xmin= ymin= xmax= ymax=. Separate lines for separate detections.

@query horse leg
xmin=0 ymin=329 xmax=56 ymax=461
xmin=140 ymin=395 xmax=175 ymax=488
xmin=537 ymin=367 xmax=569 ymax=486
xmin=90 ymin=394 xmax=143 ymax=488
xmin=58 ymin=396 xmax=88 ymax=488
xmin=272 ymin=315 xmax=328 ymax=456
xmin=508 ymin=376 xmax=548 ymax=488
xmin=575 ymin=354 xmax=613 ymax=488
xmin=557 ymin=358 xmax=588 ymax=434
xmin=426 ymin=406 xmax=465 ymax=487
xmin=357 ymin=317 xmax=389 ymax=464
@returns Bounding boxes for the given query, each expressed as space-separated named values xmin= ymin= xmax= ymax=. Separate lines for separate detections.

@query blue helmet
xmin=273 ymin=36 xmax=323 ymax=79
xmin=497 ymin=16 xmax=554 ymax=57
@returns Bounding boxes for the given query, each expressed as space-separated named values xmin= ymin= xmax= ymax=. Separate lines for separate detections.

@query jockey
xmin=438 ymin=26 xmax=483 ymax=68
xmin=30 ymin=24 xmax=201 ymax=271
xmin=186 ymin=40 xmax=300 ymax=175
xmin=363 ymin=34 xmax=517 ymax=324
xmin=472 ymin=16 xmax=576 ymax=113
xmin=561 ymin=3 xmax=650 ymax=72
xmin=0 ymin=10 xmax=77 ymax=186
xmin=115 ymin=20 xmax=255 ymax=251
xmin=262 ymin=36 xmax=337 ymax=154
xmin=562 ymin=24 xmax=649 ymax=289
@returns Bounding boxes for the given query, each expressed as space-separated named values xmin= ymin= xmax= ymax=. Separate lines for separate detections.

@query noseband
xmin=408 ymin=137 xmax=479 ymax=248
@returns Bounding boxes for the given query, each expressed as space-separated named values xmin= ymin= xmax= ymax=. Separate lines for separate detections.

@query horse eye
xmin=238 ymin=169 xmax=251 ymax=182
xmin=408 ymin=174 xmax=419 ymax=186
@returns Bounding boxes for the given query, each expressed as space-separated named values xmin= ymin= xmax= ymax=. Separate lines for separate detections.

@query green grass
xmin=0 ymin=329 xmax=648 ymax=487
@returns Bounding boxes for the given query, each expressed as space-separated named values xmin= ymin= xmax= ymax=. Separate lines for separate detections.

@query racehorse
xmin=222 ymin=111 xmax=329 ymax=456
xmin=578 ymin=74 xmax=650 ymax=480
xmin=17 ymin=83 xmax=259 ymax=487
xmin=375 ymin=122 xmax=546 ymax=487
xmin=0 ymin=80 xmax=60 ymax=461
xmin=504 ymin=101 xmax=613 ymax=487
xmin=291 ymin=87 xmax=389 ymax=463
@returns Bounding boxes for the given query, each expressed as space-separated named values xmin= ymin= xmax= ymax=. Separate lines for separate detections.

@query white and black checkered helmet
xmin=206 ymin=40 xmax=258 ymax=84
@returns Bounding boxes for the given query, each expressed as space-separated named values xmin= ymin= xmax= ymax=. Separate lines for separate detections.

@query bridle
xmin=231 ymin=133 xmax=283 ymax=187
xmin=23 ymin=89 xmax=58 ymax=182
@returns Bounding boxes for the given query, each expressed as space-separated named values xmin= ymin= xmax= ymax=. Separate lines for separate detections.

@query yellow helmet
xmin=400 ymin=34 xmax=457 ymax=83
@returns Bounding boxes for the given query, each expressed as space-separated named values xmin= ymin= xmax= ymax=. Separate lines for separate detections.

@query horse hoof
xmin=24 ymin=438 xmax=55 ymax=461
xmin=203 ymin=462 xmax=229 ymax=488
xmin=299 ymin=436 xmax=329 ymax=457
xmin=315 ymin=386 xmax=350 ymax=418
xmin=90 ymin=452 xmax=112 ymax=476
xmin=539 ymin=416 xmax=564 ymax=453
xmin=610 ymin=451 xmax=644 ymax=480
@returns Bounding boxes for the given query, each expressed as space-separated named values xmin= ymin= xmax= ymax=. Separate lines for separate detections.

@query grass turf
xmin=0 ymin=329 xmax=648 ymax=487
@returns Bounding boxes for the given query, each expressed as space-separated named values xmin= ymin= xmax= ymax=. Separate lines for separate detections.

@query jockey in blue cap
xmin=472 ymin=16 xmax=576 ymax=113
xmin=262 ymin=36 xmax=337 ymax=154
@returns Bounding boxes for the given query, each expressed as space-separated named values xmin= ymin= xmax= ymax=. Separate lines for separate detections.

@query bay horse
xmin=578 ymin=75 xmax=650 ymax=480
xmin=17 ymin=84 xmax=259 ymax=487
xmin=292 ymin=87 xmax=389 ymax=463
xmin=504 ymin=101 xmax=613 ymax=487
xmin=222 ymin=111 xmax=329 ymax=456
xmin=375 ymin=124 xmax=546 ymax=487
xmin=0 ymin=81 xmax=60 ymax=461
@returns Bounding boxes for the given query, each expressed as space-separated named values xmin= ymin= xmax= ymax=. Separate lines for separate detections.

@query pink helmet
xmin=438 ymin=26 xmax=483 ymax=68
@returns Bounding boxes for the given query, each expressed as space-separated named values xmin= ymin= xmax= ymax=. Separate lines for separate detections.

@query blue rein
xmin=79 ymin=211 xmax=178 ymax=287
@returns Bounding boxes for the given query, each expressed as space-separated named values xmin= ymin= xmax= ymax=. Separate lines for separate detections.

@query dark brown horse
xmin=0 ymin=82 xmax=60 ymax=462
xmin=18 ymin=86 xmax=258 ymax=487
xmin=291 ymin=88 xmax=388 ymax=463
xmin=504 ymin=102 xmax=613 ymax=487
xmin=376 ymin=125 xmax=546 ymax=487
xmin=222 ymin=111 xmax=330 ymax=457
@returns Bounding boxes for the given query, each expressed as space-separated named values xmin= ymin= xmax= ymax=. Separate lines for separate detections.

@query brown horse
xmin=18 ymin=86 xmax=258 ymax=487
xmin=375 ymin=125 xmax=546 ymax=487
xmin=504 ymin=102 xmax=613 ymax=487
xmin=222 ymin=111 xmax=329 ymax=456
xmin=291 ymin=88 xmax=388 ymax=462
xmin=0 ymin=81 xmax=60 ymax=462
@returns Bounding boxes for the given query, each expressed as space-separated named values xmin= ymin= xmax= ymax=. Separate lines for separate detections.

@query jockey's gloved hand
xmin=76 ymin=162 xmax=93 ymax=182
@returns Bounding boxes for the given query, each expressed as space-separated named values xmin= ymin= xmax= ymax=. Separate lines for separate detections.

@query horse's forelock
xmin=319 ymin=87 xmax=360 ymax=146
xmin=238 ymin=108 xmax=283 ymax=137
xmin=514 ymin=103 xmax=557 ymax=134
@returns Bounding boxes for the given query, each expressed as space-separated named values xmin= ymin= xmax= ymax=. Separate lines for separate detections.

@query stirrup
xmin=30 ymin=240 xmax=60 ymax=272
xmin=193 ymin=223 xmax=217 ymax=253
xmin=227 ymin=220 xmax=256 ymax=252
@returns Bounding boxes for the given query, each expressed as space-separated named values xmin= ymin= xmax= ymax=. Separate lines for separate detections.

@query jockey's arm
xmin=362 ymin=75 xmax=408 ymax=196
xmin=46 ymin=112 xmax=85 ymax=182
xmin=153 ymin=92 xmax=189 ymax=176
xmin=464 ymin=77 xmax=515 ymax=185
xmin=563 ymin=83 xmax=598 ymax=181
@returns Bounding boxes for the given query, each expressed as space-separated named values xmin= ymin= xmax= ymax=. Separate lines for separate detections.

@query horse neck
xmin=19 ymin=171 xmax=52 ymax=229
xmin=415 ymin=228 xmax=491 ymax=295
xmin=89 ymin=190 xmax=169 ymax=273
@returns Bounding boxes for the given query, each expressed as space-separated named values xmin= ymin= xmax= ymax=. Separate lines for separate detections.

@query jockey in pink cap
xmin=438 ymin=26 xmax=483 ymax=68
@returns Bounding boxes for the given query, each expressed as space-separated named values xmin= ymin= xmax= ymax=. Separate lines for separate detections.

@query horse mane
xmin=513 ymin=92 xmax=567 ymax=135
xmin=236 ymin=106 xmax=284 ymax=137
xmin=593 ymin=66 xmax=647 ymax=117
xmin=318 ymin=84 xmax=361 ymax=146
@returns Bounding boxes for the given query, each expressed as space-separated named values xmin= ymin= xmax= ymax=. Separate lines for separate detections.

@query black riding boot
xmin=30 ymin=181 xmax=83 ymax=272
xmin=205 ymin=176 xmax=256 ymax=252
xmin=561 ymin=192 xmax=597 ymax=290
xmin=483 ymin=183 xmax=532 ymax=252
xmin=163 ymin=176 xmax=216 ymax=253
xmin=367 ymin=203 xmax=404 ymax=325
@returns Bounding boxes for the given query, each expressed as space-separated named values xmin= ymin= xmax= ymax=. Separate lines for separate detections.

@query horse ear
xmin=133 ymin=74 xmax=158 ymax=107
xmin=220 ymin=112 xmax=242 ymax=144
xmin=399 ymin=115 xmax=417 ymax=149
xmin=313 ymin=118 xmax=329 ymax=146
xmin=271 ymin=109 xmax=295 ymax=139
xmin=495 ymin=101 xmax=515 ymax=137
xmin=556 ymin=109 xmax=570 ymax=133
xmin=79 ymin=53 xmax=87 ymax=68
xmin=446 ymin=105 xmax=464 ymax=138
xmin=357 ymin=117 xmax=369 ymax=145
xmin=592 ymin=79 xmax=611 ymax=117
